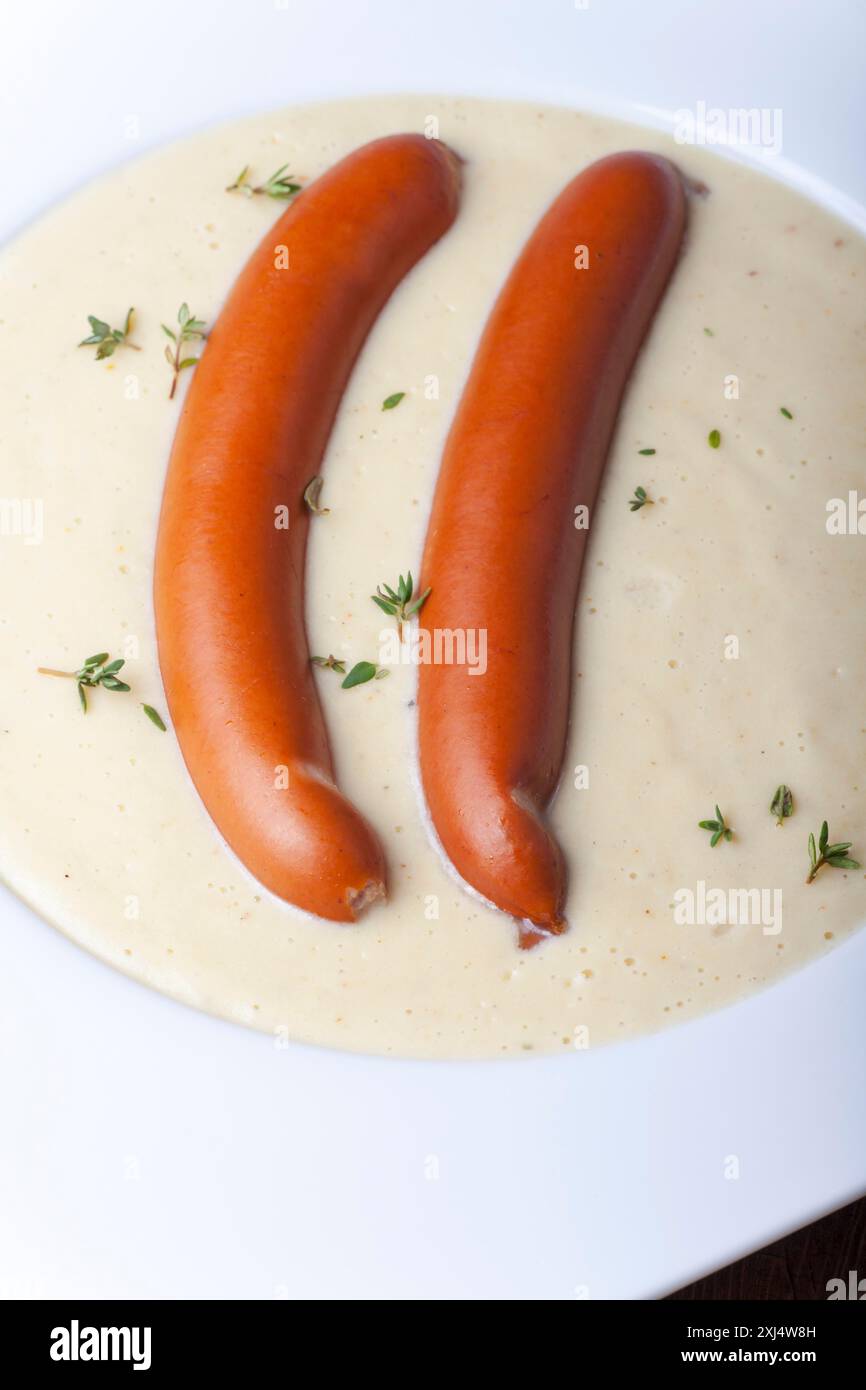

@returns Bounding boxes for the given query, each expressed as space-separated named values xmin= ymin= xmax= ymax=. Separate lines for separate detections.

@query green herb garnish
xmin=303 ymin=476 xmax=330 ymax=515
xmin=38 ymin=652 xmax=130 ymax=713
xmin=806 ymin=821 xmax=860 ymax=884
xmin=38 ymin=653 xmax=166 ymax=729
xmin=638 ymin=448 xmax=656 ymax=456
xmin=142 ymin=704 xmax=167 ymax=731
xmin=780 ymin=407 xmax=793 ymax=420
xmin=703 ymin=327 xmax=714 ymax=337
xmin=382 ymin=392 xmax=406 ymax=411
xmin=629 ymin=485 xmax=653 ymax=512
xmin=770 ymin=784 xmax=794 ymax=826
xmin=699 ymin=804 xmax=733 ymax=848
xmin=371 ymin=571 xmax=430 ymax=639
xmin=79 ymin=307 xmax=140 ymax=360
xmin=311 ymin=654 xmax=346 ymax=674
xmin=162 ymin=303 xmax=207 ymax=400
xmin=341 ymin=661 xmax=388 ymax=690
xmin=708 ymin=428 xmax=721 ymax=449
xmin=226 ymin=164 xmax=302 ymax=200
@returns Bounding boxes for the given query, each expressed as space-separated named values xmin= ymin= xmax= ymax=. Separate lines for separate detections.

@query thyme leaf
xmin=770 ymin=784 xmax=794 ymax=826
xmin=341 ymin=661 xmax=388 ymax=690
xmin=303 ymin=476 xmax=330 ymax=515
xmin=142 ymin=704 xmax=167 ymax=731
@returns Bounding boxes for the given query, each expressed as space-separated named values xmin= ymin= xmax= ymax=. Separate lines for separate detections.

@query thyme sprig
xmin=38 ymin=652 xmax=129 ymax=713
xmin=311 ymin=654 xmax=346 ymax=674
xmin=371 ymin=571 xmax=431 ymax=639
xmin=37 ymin=653 xmax=165 ymax=730
xmin=629 ymin=485 xmax=654 ymax=512
xmin=79 ymin=307 xmax=140 ymax=360
xmin=699 ymin=804 xmax=733 ymax=848
xmin=312 ymin=653 xmax=387 ymax=688
xmin=162 ymin=303 xmax=207 ymax=399
xmin=226 ymin=163 xmax=302 ymax=200
xmin=806 ymin=821 xmax=860 ymax=884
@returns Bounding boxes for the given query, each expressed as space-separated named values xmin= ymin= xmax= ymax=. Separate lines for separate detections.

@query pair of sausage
xmin=155 ymin=134 xmax=685 ymax=941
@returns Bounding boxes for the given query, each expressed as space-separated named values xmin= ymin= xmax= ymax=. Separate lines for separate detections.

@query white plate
xmin=1 ymin=0 xmax=864 ymax=1299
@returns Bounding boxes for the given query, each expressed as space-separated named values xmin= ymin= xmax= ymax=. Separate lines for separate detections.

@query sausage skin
xmin=417 ymin=152 xmax=685 ymax=946
xmin=155 ymin=135 xmax=461 ymax=922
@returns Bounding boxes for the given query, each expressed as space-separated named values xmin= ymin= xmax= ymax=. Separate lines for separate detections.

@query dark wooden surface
xmin=667 ymin=1196 xmax=866 ymax=1299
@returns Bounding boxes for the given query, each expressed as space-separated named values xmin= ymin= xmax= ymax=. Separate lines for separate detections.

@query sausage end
xmin=518 ymin=916 xmax=568 ymax=951
xmin=345 ymin=879 xmax=387 ymax=920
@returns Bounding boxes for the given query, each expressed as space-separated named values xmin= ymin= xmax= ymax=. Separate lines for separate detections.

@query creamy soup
xmin=0 ymin=95 xmax=863 ymax=1058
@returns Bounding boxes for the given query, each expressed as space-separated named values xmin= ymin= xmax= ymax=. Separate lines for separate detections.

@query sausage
xmin=417 ymin=152 xmax=685 ymax=946
xmin=155 ymin=134 xmax=461 ymax=922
